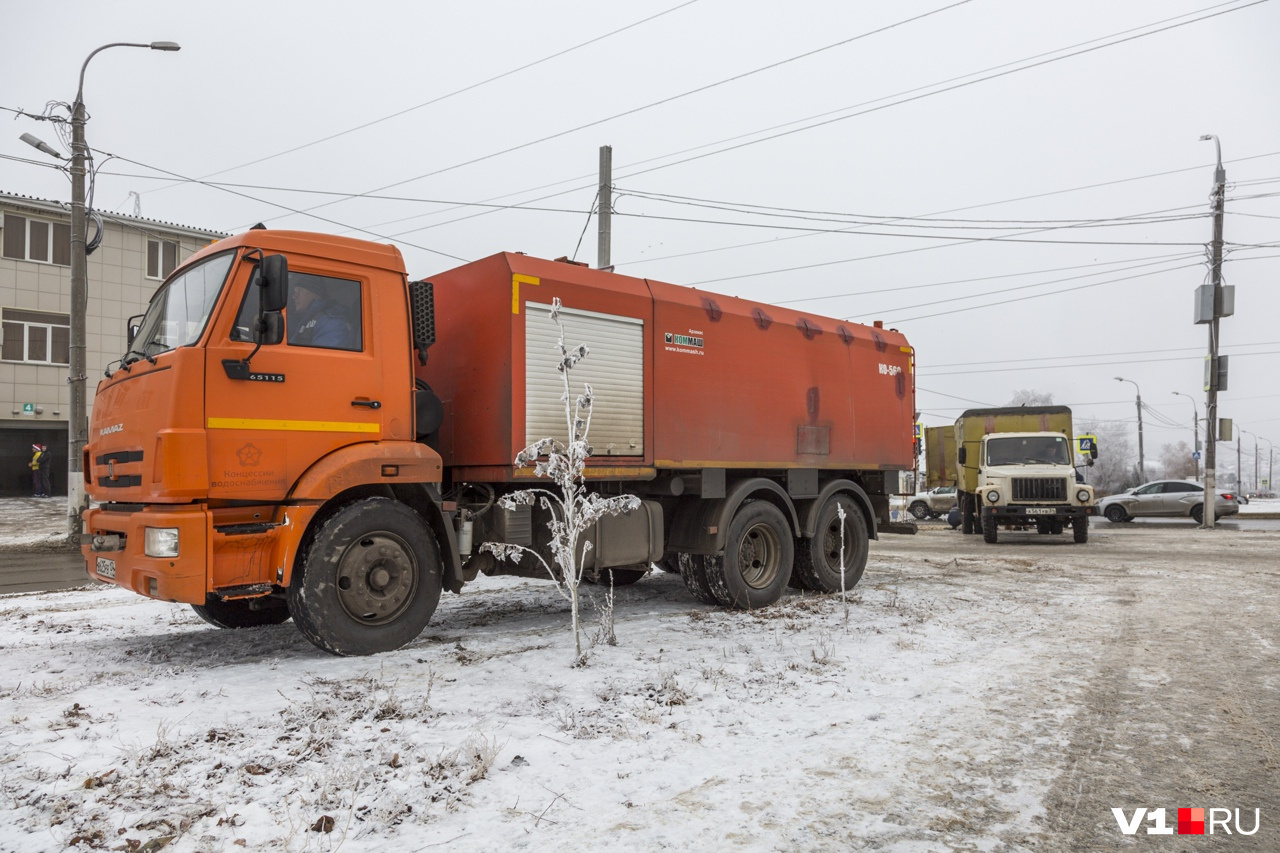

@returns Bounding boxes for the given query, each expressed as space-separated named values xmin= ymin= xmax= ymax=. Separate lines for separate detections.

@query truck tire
xmin=703 ymin=501 xmax=794 ymax=609
xmin=909 ymin=501 xmax=931 ymax=520
xmin=1104 ymin=505 xmax=1128 ymax=523
xmin=287 ymin=497 xmax=442 ymax=656
xmin=192 ymin=597 xmax=291 ymax=629
xmin=982 ymin=514 xmax=998 ymax=544
xmin=961 ymin=492 xmax=976 ymax=535
xmin=678 ymin=552 xmax=720 ymax=605
xmin=793 ymin=495 xmax=868 ymax=594
xmin=1072 ymin=516 xmax=1089 ymax=543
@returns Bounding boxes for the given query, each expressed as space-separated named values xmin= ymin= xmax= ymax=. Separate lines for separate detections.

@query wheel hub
xmin=336 ymin=534 xmax=418 ymax=625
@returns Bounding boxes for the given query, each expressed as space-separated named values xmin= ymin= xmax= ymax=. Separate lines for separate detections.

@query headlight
xmin=986 ymin=489 xmax=1000 ymax=504
xmin=1076 ymin=489 xmax=1091 ymax=503
xmin=144 ymin=527 xmax=179 ymax=558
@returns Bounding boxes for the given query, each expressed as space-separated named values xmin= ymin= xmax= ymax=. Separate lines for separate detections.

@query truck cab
xmin=81 ymin=230 xmax=453 ymax=655
xmin=973 ymin=431 xmax=1095 ymax=542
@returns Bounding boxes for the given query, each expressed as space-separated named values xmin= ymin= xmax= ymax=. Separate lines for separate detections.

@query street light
xmin=1238 ymin=428 xmax=1258 ymax=496
xmin=1172 ymin=391 xmax=1200 ymax=481
xmin=63 ymin=41 xmax=180 ymax=540
xmin=1115 ymin=377 xmax=1145 ymax=482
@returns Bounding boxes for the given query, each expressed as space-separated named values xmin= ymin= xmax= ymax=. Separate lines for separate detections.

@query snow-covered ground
xmin=1 ymin=501 xmax=1276 ymax=852
xmin=0 ymin=544 xmax=1080 ymax=852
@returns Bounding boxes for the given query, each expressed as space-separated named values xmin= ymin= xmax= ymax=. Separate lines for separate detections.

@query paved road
xmin=0 ymin=548 xmax=94 ymax=595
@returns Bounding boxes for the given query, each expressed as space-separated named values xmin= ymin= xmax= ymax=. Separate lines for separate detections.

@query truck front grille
xmin=1012 ymin=477 xmax=1067 ymax=502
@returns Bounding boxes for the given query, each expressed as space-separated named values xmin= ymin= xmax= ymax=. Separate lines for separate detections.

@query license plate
xmin=1024 ymin=508 xmax=1056 ymax=515
xmin=96 ymin=557 xmax=117 ymax=579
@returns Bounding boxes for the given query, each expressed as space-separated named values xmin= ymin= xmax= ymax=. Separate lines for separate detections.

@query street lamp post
xmin=1115 ymin=377 xmax=1144 ymax=482
xmin=1239 ymin=428 xmax=1258 ymax=495
xmin=1172 ymin=391 xmax=1200 ymax=481
xmin=64 ymin=41 xmax=179 ymax=540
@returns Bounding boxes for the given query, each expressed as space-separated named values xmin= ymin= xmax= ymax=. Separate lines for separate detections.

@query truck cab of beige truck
xmin=948 ymin=406 xmax=1098 ymax=544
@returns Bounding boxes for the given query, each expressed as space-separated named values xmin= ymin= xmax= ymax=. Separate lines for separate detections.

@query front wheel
xmin=1072 ymin=516 xmax=1089 ymax=543
xmin=287 ymin=497 xmax=442 ymax=656
xmin=982 ymin=513 xmax=998 ymax=544
xmin=909 ymin=501 xmax=930 ymax=520
xmin=793 ymin=495 xmax=868 ymax=594
xmin=704 ymin=501 xmax=794 ymax=610
xmin=1104 ymin=505 xmax=1129 ymax=523
xmin=192 ymin=597 xmax=291 ymax=629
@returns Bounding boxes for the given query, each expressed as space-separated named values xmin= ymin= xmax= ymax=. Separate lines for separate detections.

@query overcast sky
xmin=4 ymin=0 xmax=1278 ymax=474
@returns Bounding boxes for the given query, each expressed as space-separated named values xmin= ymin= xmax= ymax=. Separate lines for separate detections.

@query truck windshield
xmin=126 ymin=251 xmax=234 ymax=365
xmin=986 ymin=435 xmax=1071 ymax=466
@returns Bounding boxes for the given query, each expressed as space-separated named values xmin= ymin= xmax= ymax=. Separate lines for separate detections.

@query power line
xmin=142 ymin=1 xmax=704 ymax=196
xmin=239 ymin=1 xmax=976 ymax=232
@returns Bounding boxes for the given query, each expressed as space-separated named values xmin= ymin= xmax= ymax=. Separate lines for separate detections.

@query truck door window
xmin=233 ymin=271 xmax=363 ymax=351
xmin=286 ymin=274 xmax=362 ymax=351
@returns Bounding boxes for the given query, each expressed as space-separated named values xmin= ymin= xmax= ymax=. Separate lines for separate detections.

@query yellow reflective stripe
xmin=207 ymin=417 xmax=380 ymax=433
xmin=512 ymin=273 xmax=539 ymax=314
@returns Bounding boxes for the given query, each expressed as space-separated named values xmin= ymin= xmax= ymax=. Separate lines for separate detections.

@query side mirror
xmin=126 ymin=313 xmax=145 ymax=347
xmin=957 ymin=446 xmax=967 ymax=465
xmin=255 ymin=311 xmax=284 ymax=346
xmin=260 ymin=254 xmax=288 ymax=312
xmin=1090 ymin=445 xmax=1099 ymax=460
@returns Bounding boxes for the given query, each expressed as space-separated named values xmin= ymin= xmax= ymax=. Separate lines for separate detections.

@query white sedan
xmin=1097 ymin=480 xmax=1239 ymax=523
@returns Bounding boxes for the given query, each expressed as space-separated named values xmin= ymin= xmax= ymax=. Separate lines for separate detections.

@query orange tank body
xmin=423 ymin=253 xmax=916 ymax=479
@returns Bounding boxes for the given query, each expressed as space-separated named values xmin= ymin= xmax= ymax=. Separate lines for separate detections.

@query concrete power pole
xmin=597 ymin=145 xmax=612 ymax=271
xmin=1200 ymin=134 xmax=1226 ymax=529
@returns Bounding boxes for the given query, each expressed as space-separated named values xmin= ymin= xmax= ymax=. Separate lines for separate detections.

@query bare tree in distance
xmin=1077 ymin=419 xmax=1140 ymax=495
xmin=481 ymin=298 xmax=641 ymax=665
xmin=1006 ymin=389 xmax=1055 ymax=407
xmin=1159 ymin=441 xmax=1197 ymax=481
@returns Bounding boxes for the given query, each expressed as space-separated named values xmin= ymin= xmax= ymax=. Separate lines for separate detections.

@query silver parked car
xmin=1097 ymin=479 xmax=1239 ymax=523
xmin=908 ymin=486 xmax=957 ymax=520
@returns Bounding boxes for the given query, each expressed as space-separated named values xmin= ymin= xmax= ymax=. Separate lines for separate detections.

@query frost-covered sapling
xmin=481 ymin=298 xmax=640 ymax=663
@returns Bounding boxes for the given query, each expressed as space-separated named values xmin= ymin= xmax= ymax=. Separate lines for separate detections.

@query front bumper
xmin=982 ymin=505 xmax=1097 ymax=525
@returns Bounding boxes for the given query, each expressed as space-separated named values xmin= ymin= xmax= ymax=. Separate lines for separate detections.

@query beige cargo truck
xmin=940 ymin=406 xmax=1098 ymax=543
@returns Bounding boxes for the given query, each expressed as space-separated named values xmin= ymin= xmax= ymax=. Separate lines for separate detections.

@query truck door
xmin=205 ymin=266 xmax=386 ymax=501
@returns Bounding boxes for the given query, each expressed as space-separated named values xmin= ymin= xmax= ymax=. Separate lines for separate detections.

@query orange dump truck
xmin=81 ymin=229 xmax=917 ymax=655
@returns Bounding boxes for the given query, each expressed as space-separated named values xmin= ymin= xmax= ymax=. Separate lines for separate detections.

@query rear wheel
xmin=1191 ymin=504 xmax=1204 ymax=524
xmin=704 ymin=501 xmax=794 ymax=609
xmin=1104 ymin=504 xmax=1128 ymax=523
xmin=192 ymin=597 xmax=291 ymax=629
xmin=287 ymin=497 xmax=442 ymax=656
xmin=1072 ymin=516 xmax=1089 ymax=543
xmin=793 ymin=495 xmax=868 ymax=594
xmin=678 ymin=552 xmax=720 ymax=605
xmin=909 ymin=501 xmax=930 ymax=520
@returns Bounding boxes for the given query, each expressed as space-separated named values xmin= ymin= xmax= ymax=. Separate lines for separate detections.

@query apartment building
xmin=0 ymin=191 xmax=224 ymax=496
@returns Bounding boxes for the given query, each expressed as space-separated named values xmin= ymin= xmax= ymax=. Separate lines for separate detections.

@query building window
xmin=2 ymin=308 xmax=71 ymax=365
xmin=147 ymin=238 xmax=179 ymax=280
xmin=2 ymin=213 xmax=71 ymax=266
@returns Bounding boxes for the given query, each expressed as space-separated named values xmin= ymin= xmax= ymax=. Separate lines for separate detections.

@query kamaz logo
xmin=100 ymin=423 xmax=124 ymax=437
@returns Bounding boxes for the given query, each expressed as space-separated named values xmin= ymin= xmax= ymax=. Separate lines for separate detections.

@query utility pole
xmin=1200 ymin=134 xmax=1227 ymax=529
xmin=597 ymin=145 xmax=612 ymax=270
xmin=63 ymin=41 xmax=180 ymax=540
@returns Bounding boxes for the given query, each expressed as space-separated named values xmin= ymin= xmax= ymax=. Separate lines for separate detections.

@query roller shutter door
xmin=525 ymin=302 xmax=643 ymax=457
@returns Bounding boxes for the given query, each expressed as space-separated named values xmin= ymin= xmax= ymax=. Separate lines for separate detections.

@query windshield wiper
xmin=120 ymin=346 xmax=159 ymax=369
